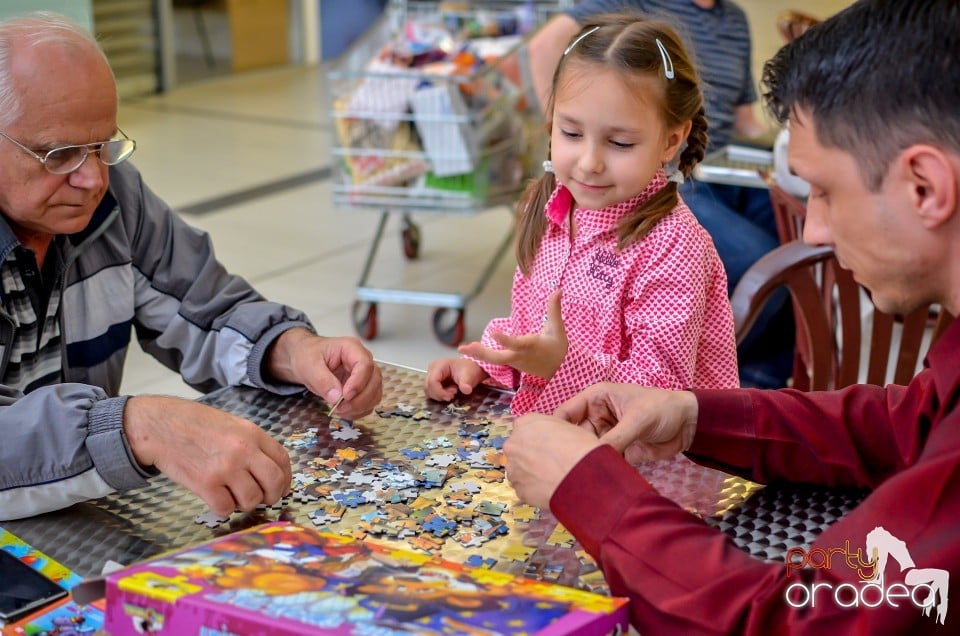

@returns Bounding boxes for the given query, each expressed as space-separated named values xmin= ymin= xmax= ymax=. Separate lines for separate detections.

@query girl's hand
xmin=424 ymin=357 xmax=488 ymax=402
xmin=459 ymin=291 xmax=567 ymax=380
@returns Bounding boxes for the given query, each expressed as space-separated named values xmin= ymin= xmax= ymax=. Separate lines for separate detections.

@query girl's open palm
xmin=459 ymin=291 xmax=567 ymax=379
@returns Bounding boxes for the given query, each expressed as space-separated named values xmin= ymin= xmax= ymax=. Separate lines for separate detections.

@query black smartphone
xmin=0 ymin=549 xmax=68 ymax=625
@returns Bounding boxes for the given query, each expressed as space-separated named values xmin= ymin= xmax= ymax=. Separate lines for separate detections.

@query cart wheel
xmin=401 ymin=220 xmax=421 ymax=260
xmin=352 ymin=301 xmax=378 ymax=340
xmin=432 ymin=307 xmax=465 ymax=347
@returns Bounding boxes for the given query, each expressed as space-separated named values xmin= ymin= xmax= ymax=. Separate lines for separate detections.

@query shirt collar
xmin=543 ymin=169 xmax=669 ymax=228
xmin=926 ymin=315 xmax=960 ymax=405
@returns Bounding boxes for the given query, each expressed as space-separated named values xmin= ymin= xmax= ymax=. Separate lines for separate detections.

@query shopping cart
xmin=328 ymin=1 xmax=565 ymax=346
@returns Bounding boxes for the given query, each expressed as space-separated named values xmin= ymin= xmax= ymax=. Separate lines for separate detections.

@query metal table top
xmin=693 ymin=144 xmax=774 ymax=189
xmin=2 ymin=363 xmax=864 ymax=591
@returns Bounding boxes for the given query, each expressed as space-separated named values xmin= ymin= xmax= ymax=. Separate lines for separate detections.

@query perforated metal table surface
xmin=2 ymin=363 xmax=865 ymax=591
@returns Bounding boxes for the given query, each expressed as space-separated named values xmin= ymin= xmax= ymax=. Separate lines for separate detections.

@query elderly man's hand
xmin=124 ymin=396 xmax=292 ymax=516
xmin=267 ymin=328 xmax=383 ymax=419
xmin=503 ymin=413 xmax=601 ymax=509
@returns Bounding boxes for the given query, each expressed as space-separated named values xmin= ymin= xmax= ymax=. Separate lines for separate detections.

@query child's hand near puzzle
xmin=424 ymin=291 xmax=567 ymax=401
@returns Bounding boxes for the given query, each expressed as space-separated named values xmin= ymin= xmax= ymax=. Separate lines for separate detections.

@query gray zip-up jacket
xmin=0 ymin=162 xmax=313 ymax=520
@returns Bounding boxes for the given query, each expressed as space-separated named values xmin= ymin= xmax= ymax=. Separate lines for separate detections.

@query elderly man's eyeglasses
xmin=0 ymin=128 xmax=136 ymax=174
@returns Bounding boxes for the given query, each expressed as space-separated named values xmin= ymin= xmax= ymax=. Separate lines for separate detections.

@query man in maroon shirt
xmin=503 ymin=1 xmax=960 ymax=633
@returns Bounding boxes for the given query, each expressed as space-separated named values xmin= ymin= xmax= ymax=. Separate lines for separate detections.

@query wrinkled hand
xmin=124 ymin=396 xmax=292 ymax=516
xmin=424 ymin=357 xmax=488 ymax=402
xmin=503 ymin=413 xmax=601 ymax=509
xmin=459 ymin=290 xmax=567 ymax=379
xmin=268 ymin=329 xmax=382 ymax=419
xmin=554 ymin=383 xmax=699 ymax=463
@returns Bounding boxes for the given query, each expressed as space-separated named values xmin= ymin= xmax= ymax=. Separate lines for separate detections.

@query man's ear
xmin=898 ymin=145 xmax=958 ymax=230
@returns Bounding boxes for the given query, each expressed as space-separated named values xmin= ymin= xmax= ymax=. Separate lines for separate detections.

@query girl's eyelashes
xmin=560 ymin=129 xmax=581 ymax=139
xmin=610 ymin=140 xmax=634 ymax=149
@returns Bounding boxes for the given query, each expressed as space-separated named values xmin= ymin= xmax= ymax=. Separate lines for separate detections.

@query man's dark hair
xmin=761 ymin=0 xmax=960 ymax=190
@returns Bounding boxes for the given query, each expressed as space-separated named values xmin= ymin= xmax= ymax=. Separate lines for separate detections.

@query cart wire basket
xmin=328 ymin=0 xmax=565 ymax=346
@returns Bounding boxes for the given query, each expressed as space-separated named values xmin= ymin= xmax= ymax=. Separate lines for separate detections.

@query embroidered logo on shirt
xmin=586 ymin=248 xmax=620 ymax=290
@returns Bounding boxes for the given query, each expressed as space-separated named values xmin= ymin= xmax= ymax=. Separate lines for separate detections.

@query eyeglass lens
xmin=45 ymin=139 xmax=136 ymax=174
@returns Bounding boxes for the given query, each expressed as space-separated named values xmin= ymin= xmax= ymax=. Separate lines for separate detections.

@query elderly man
xmin=0 ymin=12 xmax=382 ymax=520
xmin=505 ymin=0 xmax=960 ymax=633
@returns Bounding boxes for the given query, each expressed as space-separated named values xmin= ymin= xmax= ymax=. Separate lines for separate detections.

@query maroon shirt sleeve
xmin=549 ymin=373 xmax=959 ymax=634
xmin=689 ymin=374 xmax=938 ymax=488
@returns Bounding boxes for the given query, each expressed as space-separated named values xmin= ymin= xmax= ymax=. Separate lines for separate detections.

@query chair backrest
xmin=732 ymin=241 xmax=954 ymax=391
xmin=762 ymin=171 xmax=807 ymax=244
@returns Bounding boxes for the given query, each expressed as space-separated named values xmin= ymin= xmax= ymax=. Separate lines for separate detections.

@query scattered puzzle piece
xmin=194 ymin=510 xmax=229 ymax=529
xmin=511 ymin=504 xmax=540 ymax=523
xmin=501 ymin=544 xmax=537 ymax=562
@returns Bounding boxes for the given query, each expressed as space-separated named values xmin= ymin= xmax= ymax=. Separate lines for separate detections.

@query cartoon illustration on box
xmin=105 ymin=522 xmax=627 ymax=635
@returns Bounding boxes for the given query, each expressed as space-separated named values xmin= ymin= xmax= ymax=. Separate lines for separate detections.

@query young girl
xmin=425 ymin=14 xmax=739 ymax=415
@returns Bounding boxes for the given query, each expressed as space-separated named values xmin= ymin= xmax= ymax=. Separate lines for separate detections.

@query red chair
xmin=732 ymin=241 xmax=953 ymax=391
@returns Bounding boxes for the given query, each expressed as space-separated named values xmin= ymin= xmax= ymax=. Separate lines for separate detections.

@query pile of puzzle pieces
xmin=194 ymin=399 xmax=608 ymax=592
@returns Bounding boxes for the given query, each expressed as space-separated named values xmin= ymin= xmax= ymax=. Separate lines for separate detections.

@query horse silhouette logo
xmin=865 ymin=526 xmax=949 ymax=625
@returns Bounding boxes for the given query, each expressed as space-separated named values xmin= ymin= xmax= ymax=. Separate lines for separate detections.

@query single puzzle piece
xmin=425 ymin=453 xmax=458 ymax=468
xmin=475 ymin=500 xmax=507 ymax=517
xmin=421 ymin=513 xmax=458 ymax=537
xmin=308 ymin=503 xmax=346 ymax=526
xmin=443 ymin=403 xmax=471 ymax=416
xmin=547 ymin=523 xmax=576 ymax=548
xmin=283 ymin=429 xmax=318 ymax=449
xmin=331 ymin=426 xmax=362 ymax=441
xmin=423 ymin=436 xmax=452 ymax=449
xmin=486 ymin=435 xmax=508 ymax=449
xmin=501 ymin=544 xmax=537 ymax=562
xmin=458 ymin=422 xmax=490 ymax=438
xmin=476 ymin=468 xmax=506 ymax=483
xmin=511 ymin=504 xmax=540 ymax=523
xmin=332 ymin=490 xmax=367 ymax=508
xmin=448 ymin=480 xmax=483 ymax=494
xmin=400 ymin=446 xmax=430 ymax=460
xmin=453 ymin=531 xmax=485 ymax=548
xmin=335 ymin=447 xmax=365 ymax=462
xmin=465 ymin=554 xmax=497 ymax=569
xmin=329 ymin=416 xmax=351 ymax=429
xmin=375 ymin=402 xmax=418 ymax=418
xmin=194 ymin=510 xmax=230 ymax=528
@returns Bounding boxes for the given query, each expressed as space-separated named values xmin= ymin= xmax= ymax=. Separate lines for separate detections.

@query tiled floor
xmin=117 ymin=64 xmax=516 ymax=399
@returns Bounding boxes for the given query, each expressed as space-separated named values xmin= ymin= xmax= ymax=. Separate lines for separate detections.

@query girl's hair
xmin=516 ymin=13 xmax=707 ymax=275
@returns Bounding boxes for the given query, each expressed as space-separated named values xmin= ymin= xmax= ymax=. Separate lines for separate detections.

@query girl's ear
xmin=662 ymin=120 xmax=693 ymax=163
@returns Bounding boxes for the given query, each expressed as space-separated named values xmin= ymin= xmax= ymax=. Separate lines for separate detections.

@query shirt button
xmin=542 ymin=314 xmax=548 ymax=324
xmin=550 ymin=280 xmax=558 ymax=288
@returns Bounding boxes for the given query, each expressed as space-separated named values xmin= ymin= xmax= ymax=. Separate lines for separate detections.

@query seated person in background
xmin=504 ymin=0 xmax=960 ymax=632
xmin=425 ymin=14 xmax=739 ymax=416
xmin=0 ymin=12 xmax=382 ymax=521
xmin=528 ymin=0 xmax=794 ymax=389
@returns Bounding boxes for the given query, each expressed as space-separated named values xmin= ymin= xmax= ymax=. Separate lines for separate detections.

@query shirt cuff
xmin=549 ymin=444 xmax=656 ymax=556
xmin=87 ymin=395 xmax=155 ymax=490
xmin=248 ymin=321 xmax=316 ymax=395
xmin=685 ymin=388 xmax=757 ymax=475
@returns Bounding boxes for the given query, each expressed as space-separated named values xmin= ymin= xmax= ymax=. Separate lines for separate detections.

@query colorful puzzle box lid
xmin=103 ymin=521 xmax=628 ymax=636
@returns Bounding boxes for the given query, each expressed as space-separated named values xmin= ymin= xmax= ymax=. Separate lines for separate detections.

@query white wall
xmin=0 ymin=1 xmax=93 ymax=30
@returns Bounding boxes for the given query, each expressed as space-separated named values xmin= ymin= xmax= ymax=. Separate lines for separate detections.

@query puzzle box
xmin=103 ymin=521 xmax=627 ymax=635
